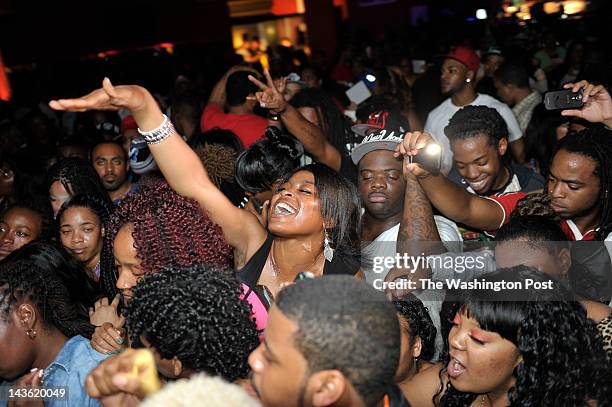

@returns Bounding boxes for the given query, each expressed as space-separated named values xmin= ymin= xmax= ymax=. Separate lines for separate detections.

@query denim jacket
xmin=1 ymin=335 xmax=107 ymax=407
xmin=42 ymin=335 xmax=108 ymax=407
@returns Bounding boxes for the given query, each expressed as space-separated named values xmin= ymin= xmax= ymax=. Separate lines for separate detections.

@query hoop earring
xmin=26 ymin=329 xmax=37 ymax=340
xmin=323 ymin=225 xmax=334 ymax=262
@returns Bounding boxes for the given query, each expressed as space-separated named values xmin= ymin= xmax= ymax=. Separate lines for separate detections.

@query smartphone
xmin=410 ymin=142 xmax=442 ymax=175
xmin=544 ymin=89 xmax=584 ymax=110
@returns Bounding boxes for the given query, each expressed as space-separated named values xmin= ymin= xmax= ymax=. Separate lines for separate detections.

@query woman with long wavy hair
xmin=402 ymin=266 xmax=612 ymax=407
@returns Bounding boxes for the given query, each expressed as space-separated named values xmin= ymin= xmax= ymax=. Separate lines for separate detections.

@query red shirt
xmin=486 ymin=192 xmax=598 ymax=241
xmin=201 ymin=104 xmax=267 ymax=148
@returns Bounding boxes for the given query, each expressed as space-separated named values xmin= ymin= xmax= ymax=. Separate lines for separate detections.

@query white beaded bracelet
xmin=137 ymin=114 xmax=175 ymax=144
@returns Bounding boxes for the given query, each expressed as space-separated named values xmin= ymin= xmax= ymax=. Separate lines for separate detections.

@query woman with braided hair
xmin=0 ymin=242 xmax=107 ymax=407
xmin=48 ymin=157 xmax=112 ymax=218
xmin=393 ymin=294 xmax=437 ymax=387
xmin=88 ymin=179 xmax=233 ymax=356
xmin=57 ymin=194 xmax=113 ymax=286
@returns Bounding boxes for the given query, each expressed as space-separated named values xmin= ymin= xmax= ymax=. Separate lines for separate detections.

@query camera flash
xmin=425 ymin=143 xmax=441 ymax=156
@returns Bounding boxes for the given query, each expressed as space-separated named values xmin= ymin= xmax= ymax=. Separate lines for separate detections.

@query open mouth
xmin=467 ymin=178 xmax=489 ymax=192
xmin=447 ymin=357 xmax=466 ymax=379
xmin=272 ymin=201 xmax=297 ymax=216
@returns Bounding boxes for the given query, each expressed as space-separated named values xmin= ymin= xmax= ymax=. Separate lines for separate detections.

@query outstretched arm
xmin=395 ymin=131 xmax=504 ymax=231
xmin=248 ymin=70 xmax=342 ymax=171
xmin=50 ymin=79 xmax=266 ymax=258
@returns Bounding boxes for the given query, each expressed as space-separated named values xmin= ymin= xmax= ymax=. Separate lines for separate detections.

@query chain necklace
xmin=268 ymin=242 xmax=325 ymax=279
xmin=479 ymin=395 xmax=487 ymax=407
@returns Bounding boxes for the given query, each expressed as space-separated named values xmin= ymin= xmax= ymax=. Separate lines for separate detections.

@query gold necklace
xmin=268 ymin=243 xmax=324 ymax=279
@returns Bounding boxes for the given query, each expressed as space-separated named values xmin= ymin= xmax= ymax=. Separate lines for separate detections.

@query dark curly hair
xmin=393 ymin=294 xmax=437 ymax=362
xmin=47 ymin=157 xmax=113 ymax=212
xmin=100 ymin=180 xmax=233 ymax=298
xmin=514 ymin=192 xmax=558 ymax=219
xmin=444 ymin=105 xmax=509 ymax=146
xmin=0 ymin=242 xmax=95 ymax=341
xmin=126 ymin=264 xmax=259 ymax=382
xmin=436 ymin=266 xmax=612 ymax=406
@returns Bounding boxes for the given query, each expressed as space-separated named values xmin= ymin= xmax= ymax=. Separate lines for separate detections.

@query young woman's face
xmin=0 ymin=300 xmax=38 ymax=380
xmin=49 ymin=181 xmax=71 ymax=217
xmin=60 ymin=207 xmax=104 ymax=267
xmin=447 ymin=312 xmax=521 ymax=395
xmin=0 ymin=208 xmax=42 ymax=261
xmin=267 ymin=171 xmax=325 ymax=239
xmin=113 ymin=223 xmax=144 ymax=305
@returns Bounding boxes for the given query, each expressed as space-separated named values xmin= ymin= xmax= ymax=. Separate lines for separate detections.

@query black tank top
xmin=237 ymin=234 xmax=360 ymax=288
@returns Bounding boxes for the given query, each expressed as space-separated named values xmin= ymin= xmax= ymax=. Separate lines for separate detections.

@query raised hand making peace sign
xmin=247 ymin=69 xmax=288 ymax=114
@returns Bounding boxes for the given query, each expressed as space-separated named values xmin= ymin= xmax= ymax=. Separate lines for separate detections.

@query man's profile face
xmin=358 ymin=149 xmax=405 ymax=220
xmin=440 ymin=58 xmax=469 ymax=95
xmin=248 ymin=306 xmax=311 ymax=407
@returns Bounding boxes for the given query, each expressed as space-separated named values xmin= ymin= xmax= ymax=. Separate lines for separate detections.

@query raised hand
xmin=90 ymin=294 xmax=125 ymax=328
xmin=393 ymin=131 xmax=436 ymax=178
xmin=562 ymin=80 xmax=612 ymax=127
xmin=49 ymin=78 xmax=148 ymax=113
xmin=247 ymin=70 xmax=288 ymax=114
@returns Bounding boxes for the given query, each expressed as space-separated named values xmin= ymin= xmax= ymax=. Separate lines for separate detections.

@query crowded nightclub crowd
xmin=0 ymin=6 xmax=611 ymax=407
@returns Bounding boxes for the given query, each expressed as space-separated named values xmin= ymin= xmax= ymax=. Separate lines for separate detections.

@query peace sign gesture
xmin=248 ymin=69 xmax=288 ymax=114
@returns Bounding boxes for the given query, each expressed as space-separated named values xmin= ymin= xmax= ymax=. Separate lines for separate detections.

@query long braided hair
xmin=0 ymin=242 xmax=95 ymax=339
xmin=47 ymin=157 xmax=113 ymax=211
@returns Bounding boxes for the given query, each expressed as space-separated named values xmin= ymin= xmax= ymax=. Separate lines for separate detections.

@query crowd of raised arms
xmin=1 ymin=21 xmax=612 ymax=407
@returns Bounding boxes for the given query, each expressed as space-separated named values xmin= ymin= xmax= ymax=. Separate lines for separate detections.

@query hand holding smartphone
xmin=544 ymin=88 xmax=584 ymax=110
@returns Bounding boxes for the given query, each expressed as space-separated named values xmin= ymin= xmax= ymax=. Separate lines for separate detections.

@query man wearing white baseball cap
xmin=352 ymin=111 xmax=462 ymax=360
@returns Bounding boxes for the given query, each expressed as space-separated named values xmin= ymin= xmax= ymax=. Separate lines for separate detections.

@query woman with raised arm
xmin=50 ymin=77 xmax=362 ymax=306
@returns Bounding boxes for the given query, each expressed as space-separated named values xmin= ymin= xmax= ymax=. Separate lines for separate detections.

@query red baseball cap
xmin=445 ymin=46 xmax=480 ymax=73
